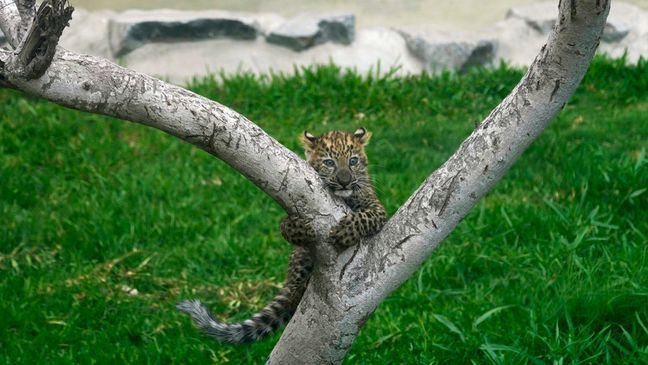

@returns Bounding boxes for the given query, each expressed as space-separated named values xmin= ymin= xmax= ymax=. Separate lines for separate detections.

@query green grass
xmin=1 ymin=56 xmax=646 ymax=364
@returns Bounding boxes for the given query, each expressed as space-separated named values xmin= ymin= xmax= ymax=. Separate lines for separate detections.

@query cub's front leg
xmin=280 ymin=215 xmax=318 ymax=247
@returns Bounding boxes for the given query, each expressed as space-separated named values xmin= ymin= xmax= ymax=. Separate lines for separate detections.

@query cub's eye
xmin=323 ymin=159 xmax=336 ymax=167
xmin=349 ymin=157 xmax=359 ymax=166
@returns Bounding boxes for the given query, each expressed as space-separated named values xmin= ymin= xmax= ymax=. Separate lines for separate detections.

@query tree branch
xmin=361 ymin=0 xmax=609 ymax=307
xmin=0 ymin=0 xmax=22 ymax=46
xmin=7 ymin=0 xmax=74 ymax=79
xmin=0 ymin=2 xmax=351 ymax=255
xmin=16 ymin=0 xmax=36 ymax=38
xmin=1 ymin=0 xmax=37 ymax=43
xmin=268 ymin=0 xmax=610 ymax=363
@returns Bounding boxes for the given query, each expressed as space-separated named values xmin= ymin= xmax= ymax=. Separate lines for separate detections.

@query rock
xmin=319 ymin=14 xmax=355 ymax=45
xmin=60 ymin=8 xmax=116 ymax=59
xmin=0 ymin=30 xmax=5 ymax=47
xmin=108 ymin=9 xmax=264 ymax=57
xmin=266 ymin=13 xmax=355 ymax=51
xmin=491 ymin=17 xmax=545 ymax=67
xmin=505 ymin=1 xmax=635 ymax=42
xmin=4 ymin=2 xmax=643 ymax=82
xmin=317 ymin=27 xmax=421 ymax=75
xmin=399 ymin=28 xmax=497 ymax=73
xmin=602 ymin=20 xmax=631 ymax=43
xmin=124 ymin=27 xmax=421 ymax=85
xmin=601 ymin=5 xmax=634 ymax=43
xmin=503 ymin=1 xmax=648 ymax=63
xmin=597 ymin=3 xmax=648 ymax=63
xmin=505 ymin=3 xmax=556 ymax=34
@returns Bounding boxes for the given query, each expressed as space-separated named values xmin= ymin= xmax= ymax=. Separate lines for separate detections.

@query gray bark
xmin=0 ymin=0 xmax=349 ymax=246
xmin=0 ymin=0 xmax=610 ymax=364
xmin=268 ymin=0 xmax=610 ymax=362
xmin=0 ymin=0 xmax=23 ymax=46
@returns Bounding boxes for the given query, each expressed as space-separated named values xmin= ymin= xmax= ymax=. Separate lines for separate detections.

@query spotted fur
xmin=294 ymin=128 xmax=387 ymax=248
xmin=177 ymin=128 xmax=386 ymax=344
xmin=176 ymin=248 xmax=312 ymax=343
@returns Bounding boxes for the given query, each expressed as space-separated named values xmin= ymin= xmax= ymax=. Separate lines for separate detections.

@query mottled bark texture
xmin=0 ymin=0 xmax=610 ymax=364
xmin=0 ymin=0 xmax=349 ymax=243
xmin=269 ymin=0 xmax=610 ymax=363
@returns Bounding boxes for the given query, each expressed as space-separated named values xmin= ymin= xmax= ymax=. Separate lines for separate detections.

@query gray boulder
xmin=60 ymin=8 xmax=116 ymax=59
xmin=597 ymin=2 xmax=648 ymax=62
xmin=399 ymin=29 xmax=497 ymax=73
xmin=109 ymin=9 xmax=262 ymax=57
xmin=0 ymin=30 xmax=5 ymax=47
xmin=490 ymin=17 xmax=545 ymax=67
xmin=505 ymin=3 xmax=556 ymax=34
xmin=505 ymin=1 xmax=631 ymax=41
xmin=503 ymin=1 xmax=648 ymax=63
xmin=601 ymin=6 xmax=634 ymax=43
xmin=267 ymin=13 xmax=355 ymax=51
xmin=602 ymin=19 xmax=631 ymax=43
xmin=123 ymin=27 xmax=423 ymax=85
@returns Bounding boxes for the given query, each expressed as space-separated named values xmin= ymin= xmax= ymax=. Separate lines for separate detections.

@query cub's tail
xmin=177 ymin=248 xmax=312 ymax=344
xmin=176 ymin=291 xmax=293 ymax=344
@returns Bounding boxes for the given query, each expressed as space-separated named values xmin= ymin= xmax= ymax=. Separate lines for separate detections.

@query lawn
xmin=1 ymin=56 xmax=646 ymax=364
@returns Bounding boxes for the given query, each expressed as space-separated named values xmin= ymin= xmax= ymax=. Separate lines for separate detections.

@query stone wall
xmin=1 ymin=2 xmax=646 ymax=83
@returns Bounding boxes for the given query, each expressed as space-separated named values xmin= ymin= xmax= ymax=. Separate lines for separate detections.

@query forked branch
xmin=1 ymin=0 xmax=73 ymax=81
xmin=267 ymin=1 xmax=610 ymax=363
xmin=0 ymin=0 xmax=611 ymax=364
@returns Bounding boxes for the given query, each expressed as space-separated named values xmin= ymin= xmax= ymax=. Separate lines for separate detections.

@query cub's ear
xmin=353 ymin=127 xmax=372 ymax=145
xmin=300 ymin=131 xmax=318 ymax=149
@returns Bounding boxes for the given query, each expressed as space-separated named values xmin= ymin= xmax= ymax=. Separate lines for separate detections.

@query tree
xmin=0 ymin=0 xmax=611 ymax=363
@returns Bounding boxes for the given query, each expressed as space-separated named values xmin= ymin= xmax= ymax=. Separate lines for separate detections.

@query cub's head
xmin=300 ymin=128 xmax=372 ymax=198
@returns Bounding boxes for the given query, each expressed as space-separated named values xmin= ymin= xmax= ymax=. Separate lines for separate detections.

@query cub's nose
xmin=336 ymin=169 xmax=352 ymax=187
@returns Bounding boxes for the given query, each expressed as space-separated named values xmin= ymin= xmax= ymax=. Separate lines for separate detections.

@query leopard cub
xmin=177 ymin=128 xmax=386 ymax=344
xmin=282 ymin=127 xmax=387 ymax=248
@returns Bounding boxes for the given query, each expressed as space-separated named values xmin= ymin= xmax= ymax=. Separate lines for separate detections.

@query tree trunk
xmin=0 ymin=0 xmax=610 ymax=364
xmin=269 ymin=0 xmax=611 ymax=362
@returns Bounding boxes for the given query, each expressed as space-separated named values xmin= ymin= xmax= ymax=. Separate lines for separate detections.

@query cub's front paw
xmin=328 ymin=214 xmax=361 ymax=249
